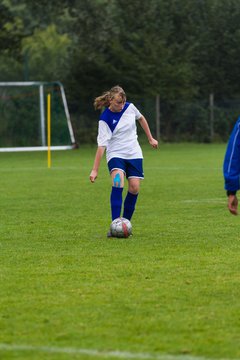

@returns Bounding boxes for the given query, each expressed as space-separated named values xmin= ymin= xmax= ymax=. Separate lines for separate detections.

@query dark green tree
xmin=190 ymin=0 xmax=240 ymax=98
xmin=0 ymin=1 xmax=23 ymax=55
xmin=66 ymin=0 xmax=197 ymax=104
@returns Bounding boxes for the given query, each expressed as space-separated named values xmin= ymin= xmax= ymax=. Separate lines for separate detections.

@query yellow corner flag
xmin=47 ymin=93 xmax=51 ymax=168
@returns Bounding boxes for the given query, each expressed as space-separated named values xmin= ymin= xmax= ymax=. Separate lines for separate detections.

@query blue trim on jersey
xmin=223 ymin=116 xmax=240 ymax=191
xmin=100 ymin=102 xmax=130 ymax=132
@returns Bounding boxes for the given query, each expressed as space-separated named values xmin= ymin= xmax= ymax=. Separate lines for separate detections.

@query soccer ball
xmin=110 ymin=217 xmax=132 ymax=238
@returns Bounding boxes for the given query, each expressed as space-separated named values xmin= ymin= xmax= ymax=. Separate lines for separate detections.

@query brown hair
xmin=94 ymin=85 xmax=126 ymax=110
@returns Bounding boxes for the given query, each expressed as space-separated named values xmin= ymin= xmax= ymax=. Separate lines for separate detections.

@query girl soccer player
xmin=89 ymin=85 xmax=158 ymax=236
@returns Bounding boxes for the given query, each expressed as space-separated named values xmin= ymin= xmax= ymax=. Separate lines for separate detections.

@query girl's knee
xmin=128 ymin=183 xmax=140 ymax=194
xmin=111 ymin=170 xmax=124 ymax=188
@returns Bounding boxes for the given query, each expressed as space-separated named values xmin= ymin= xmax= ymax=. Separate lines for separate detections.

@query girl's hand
xmin=89 ymin=169 xmax=98 ymax=183
xmin=228 ymin=194 xmax=238 ymax=215
xmin=149 ymin=138 xmax=158 ymax=149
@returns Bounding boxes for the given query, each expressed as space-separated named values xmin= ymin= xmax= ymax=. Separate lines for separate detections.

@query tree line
xmin=1 ymin=0 xmax=240 ymax=142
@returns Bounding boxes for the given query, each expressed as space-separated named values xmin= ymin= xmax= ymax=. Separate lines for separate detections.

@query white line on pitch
xmin=181 ymin=198 xmax=225 ymax=204
xmin=0 ymin=343 xmax=238 ymax=360
xmin=145 ymin=167 xmax=221 ymax=171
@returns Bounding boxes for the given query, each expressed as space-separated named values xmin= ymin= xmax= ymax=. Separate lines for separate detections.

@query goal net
xmin=0 ymin=81 xmax=77 ymax=152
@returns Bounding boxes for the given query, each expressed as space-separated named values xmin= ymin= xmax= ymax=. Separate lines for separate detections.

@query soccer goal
xmin=0 ymin=81 xmax=77 ymax=152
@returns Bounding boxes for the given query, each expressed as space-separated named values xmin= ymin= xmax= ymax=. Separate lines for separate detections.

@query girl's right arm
xmin=89 ymin=146 xmax=106 ymax=182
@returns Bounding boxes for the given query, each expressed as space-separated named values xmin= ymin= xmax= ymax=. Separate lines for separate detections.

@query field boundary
xmin=0 ymin=343 xmax=237 ymax=360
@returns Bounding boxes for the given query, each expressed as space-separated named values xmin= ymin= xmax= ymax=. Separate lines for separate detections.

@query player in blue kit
xmin=89 ymin=85 xmax=158 ymax=236
xmin=223 ymin=116 xmax=240 ymax=215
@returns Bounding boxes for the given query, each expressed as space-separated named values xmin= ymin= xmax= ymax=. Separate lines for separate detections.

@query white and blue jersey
xmin=97 ymin=102 xmax=143 ymax=163
xmin=223 ymin=116 xmax=240 ymax=191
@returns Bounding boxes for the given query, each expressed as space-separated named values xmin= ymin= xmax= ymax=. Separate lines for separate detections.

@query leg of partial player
xmin=110 ymin=169 xmax=125 ymax=220
xmin=123 ymin=177 xmax=140 ymax=220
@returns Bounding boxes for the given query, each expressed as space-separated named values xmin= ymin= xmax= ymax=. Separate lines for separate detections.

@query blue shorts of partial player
xmin=108 ymin=157 xmax=144 ymax=179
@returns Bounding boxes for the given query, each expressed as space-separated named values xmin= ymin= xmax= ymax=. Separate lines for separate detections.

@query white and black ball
xmin=110 ymin=217 xmax=132 ymax=238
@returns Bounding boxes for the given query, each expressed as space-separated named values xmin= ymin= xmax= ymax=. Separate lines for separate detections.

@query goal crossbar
xmin=0 ymin=146 xmax=74 ymax=153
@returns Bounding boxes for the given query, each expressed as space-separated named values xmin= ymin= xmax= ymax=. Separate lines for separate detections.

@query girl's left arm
xmin=138 ymin=116 xmax=158 ymax=148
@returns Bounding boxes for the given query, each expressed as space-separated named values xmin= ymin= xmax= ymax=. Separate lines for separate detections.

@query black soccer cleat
xmin=107 ymin=229 xmax=113 ymax=238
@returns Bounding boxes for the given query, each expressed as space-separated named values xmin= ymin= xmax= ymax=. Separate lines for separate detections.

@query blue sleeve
xmin=223 ymin=117 xmax=240 ymax=191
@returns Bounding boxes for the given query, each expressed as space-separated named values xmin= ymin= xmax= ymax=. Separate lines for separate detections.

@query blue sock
xmin=110 ymin=187 xmax=123 ymax=220
xmin=123 ymin=191 xmax=138 ymax=220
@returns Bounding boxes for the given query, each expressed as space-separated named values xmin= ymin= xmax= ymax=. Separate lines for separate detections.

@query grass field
xmin=0 ymin=143 xmax=239 ymax=360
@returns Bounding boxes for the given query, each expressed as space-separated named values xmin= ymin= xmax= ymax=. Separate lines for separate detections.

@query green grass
xmin=0 ymin=143 xmax=239 ymax=360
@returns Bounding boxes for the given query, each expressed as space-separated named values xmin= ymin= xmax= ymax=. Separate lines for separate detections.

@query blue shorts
xmin=108 ymin=158 xmax=144 ymax=179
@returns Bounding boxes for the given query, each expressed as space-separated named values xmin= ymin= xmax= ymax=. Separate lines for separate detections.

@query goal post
xmin=0 ymin=81 xmax=77 ymax=152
